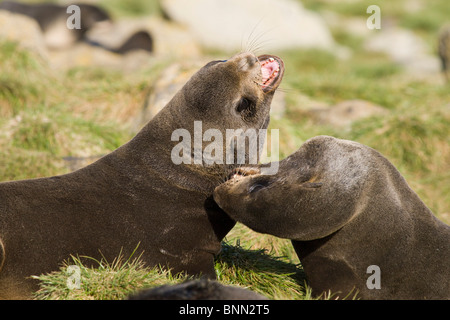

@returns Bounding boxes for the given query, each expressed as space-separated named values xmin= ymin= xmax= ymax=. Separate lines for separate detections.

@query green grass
xmin=97 ymin=0 xmax=162 ymax=18
xmin=0 ymin=41 xmax=145 ymax=180
xmin=215 ymin=241 xmax=306 ymax=300
xmin=33 ymin=248 xmax=189 ymax=300
xmin=0 ymin=41 xmax=53 ymax=117
xmin=1 ymin=0 xmax=449 ymax=300
xmin=33 ymin=239 xmax=313 ymax=300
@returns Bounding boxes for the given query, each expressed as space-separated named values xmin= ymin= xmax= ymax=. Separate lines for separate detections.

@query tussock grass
xmin=0 ymin=41 xmax=56 ymax=117
xmin=0 ymin=41 xmax=142 ymax=180
xmin=33 ymin=249 xmax=188 ymax=300
xmin=215 ymin=241 xmax=307 ymax=300
xmin=33 ymin=241 xmax=311 ymax=300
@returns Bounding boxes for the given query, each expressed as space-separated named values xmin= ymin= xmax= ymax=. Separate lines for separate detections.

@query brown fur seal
xmin=113 ymin=30 xmax=153 ymax=54
xmin=128 ymin=279 xmax=267 ymax=300
xmin=0 ymin=1 xmax=112 ymax=49
xmin=214 ymin=136 xmax=450 ymax=299
xmin=84 ymin=30 xmax=154 ymax=55
xmin=0 ymin=52 xmax=284 ymax=299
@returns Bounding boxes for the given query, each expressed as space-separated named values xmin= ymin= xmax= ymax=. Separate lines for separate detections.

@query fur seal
xmin=0 ymin=1 xmax=153 ymax=54
xmin=0 ymin=1 xmax=111 ymax=49
xmin=0 ymin=52 xmax=285 ymax=299
xmin=128 ymin=279 xmax=268 ymax=300
xmin=84 ymin=30 xmax=154 ymax=55
xmin=214 ymin=136 xmax=450 ymax=299
xmin=113 ymin=30 xmax=153 ymax=54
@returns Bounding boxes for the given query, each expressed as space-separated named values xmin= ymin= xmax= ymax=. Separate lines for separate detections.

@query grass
xmin=1 ymin=0 xmax=449 ymax=300
xmin=215 ymin=241 xmax=306 ymax=300
xmin=98 ymin=0 xmax=162 ymax=18
xmin=33 ymin=238 xmax=313 ymax=300
xmin=33 ymin=247 xmax=188 ymax=300
xmin=0 ymin=40 xmax=154 ymax=179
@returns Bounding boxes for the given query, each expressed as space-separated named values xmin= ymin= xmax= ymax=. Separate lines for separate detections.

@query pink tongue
xmin=262 ymin=67 xmax=271 ymax=81
xmin=261 ymin=60 xmax=278 ymax=83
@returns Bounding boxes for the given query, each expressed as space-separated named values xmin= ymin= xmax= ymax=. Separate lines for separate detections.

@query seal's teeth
xmin=259 ymin=56 xmax=282 ymax=89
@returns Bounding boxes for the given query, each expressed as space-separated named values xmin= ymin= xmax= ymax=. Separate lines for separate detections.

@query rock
xmin=161 ymin=0 xmax=334 ymax=53
xmin=364 ymin=27 xmax=441 ymax=74
xmin=87 ymin=16 xmax=202 ymax=60
xmin=22 ymin=14 xmax=201 ymax=71
xmin=322 ymin=10 xmax=372 ymax=38
xmin=309 ymin=99 xmax=388 ymax=128
xmin=0 ymin=10 xmax=48 ymax=60
xmin=47 ymin=41 xmax=122 ymax=69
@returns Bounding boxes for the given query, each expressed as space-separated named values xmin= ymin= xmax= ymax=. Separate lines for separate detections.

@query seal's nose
xmin=230 ymin=52 xmax=259 ymax=71
xmin=244 ymin=54 xmax=258 ymax=68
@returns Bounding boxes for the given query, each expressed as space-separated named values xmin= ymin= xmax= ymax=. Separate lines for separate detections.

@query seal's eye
xmin=236 ymin=98 xmax=251 ymax=113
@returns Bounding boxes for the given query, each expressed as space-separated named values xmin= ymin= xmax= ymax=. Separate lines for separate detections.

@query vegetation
xmin=1 ymin=0 xmax=448 ymax=300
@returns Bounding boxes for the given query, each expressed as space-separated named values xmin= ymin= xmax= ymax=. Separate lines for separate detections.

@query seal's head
xmin=169 ymin=52 xmax=284 ymax=134
xmin=153 ymin=52 xmax=284 ymax=176
xmin=213 ymin=136 xmax=372 ymax=241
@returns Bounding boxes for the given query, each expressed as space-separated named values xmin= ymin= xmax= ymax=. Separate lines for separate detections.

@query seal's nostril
xmin=232 ymin=53 xmax=260 ymax=71
xmin=247 ymin=55 xmax=258 ymax=67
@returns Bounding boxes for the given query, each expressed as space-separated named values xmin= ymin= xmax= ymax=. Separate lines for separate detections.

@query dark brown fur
xmin=0 ymin=53 xmax=284 ymax=299
xmin=214 ymin=136 xmax=450 ymax=299
xmin=0 ymin=1 xmax=111 ymax=38
xmin=128 ymin=279 xmax=267 ymax=300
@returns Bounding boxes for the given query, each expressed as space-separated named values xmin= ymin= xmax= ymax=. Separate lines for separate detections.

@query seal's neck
xmin=119 ymin=101 xmax=232 ymax=193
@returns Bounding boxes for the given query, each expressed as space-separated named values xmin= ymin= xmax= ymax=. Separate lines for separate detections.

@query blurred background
xmin=0 ymin=0 xmax=449 ymax=299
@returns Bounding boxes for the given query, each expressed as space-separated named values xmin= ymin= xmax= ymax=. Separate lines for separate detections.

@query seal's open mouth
xmin=258 ymin=55 xmax=284 ymax=93
xmin=227 ymin=167 xmax=261 ymax=184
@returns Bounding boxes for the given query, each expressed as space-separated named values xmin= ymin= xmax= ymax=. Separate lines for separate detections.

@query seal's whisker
xmin=250 ymin=30 xmax=274 ymax=53
xmin=244 ymin=17 xmax=265 ymax=53
xmin=249 ymin=38 xmax=273 ymax=55
xmin=246 ymin=35 xmax=268 ymax=55
xmin=245 ymin=23 xmax=278 ymax=55
xmin=274 ymin=86 xmax=294 ymax=94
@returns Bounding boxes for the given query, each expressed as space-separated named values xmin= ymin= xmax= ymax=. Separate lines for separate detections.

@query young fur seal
xmin=0 ymin=52 xmax=284 ymax=299
xmin=0 ymin=1 xmax=111 ymax=49
xmin=214 ymin=136 xmax=450 ymax=299
xmin=127 ymin=279 xmax=268 ymax=300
